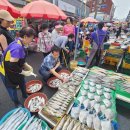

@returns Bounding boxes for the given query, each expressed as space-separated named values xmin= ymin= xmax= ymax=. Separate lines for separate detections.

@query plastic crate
xmin=104 ymin=56 xmax=119 ymax=66
xmin=122 ymin=61 xmax=130 ymax=69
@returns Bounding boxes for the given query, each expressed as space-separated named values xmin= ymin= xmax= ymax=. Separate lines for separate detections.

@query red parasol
xmin=21 ymin=0 xmax=67 ymax=20
xmin=0 ymin=0 xmax=20 ymax=18
xmin=81 ymin=17 xmax=99 ymax=23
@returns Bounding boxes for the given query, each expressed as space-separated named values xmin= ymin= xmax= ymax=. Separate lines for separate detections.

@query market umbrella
xmin=20 ymin=0 xmax=67 ymax=20
xmin=81 ymin=17 xmax=99 ymax=23
xmin=0 ymin=0 xmax=20 ymax=18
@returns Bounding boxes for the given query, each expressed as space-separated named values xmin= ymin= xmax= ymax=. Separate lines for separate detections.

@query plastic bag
xmin=94 ymin=95 xmax=101 ymax=103
xmin=103 ymin=99 xmax=112 ymax=108
xmin=96 ymin=84 xmax=102 ymax=89
xmin=93 ymin=115 xmax=101 ymax=130
xmin=88 ymin=93 xmax=94 ymax=100
xmin=80 ymin=89 xmax=87 ymax=96
xmin=77 ymin=96 xmax=86 ymax=104
xmin=71 ymin=106 xmax=81 ymax=119
xmin=86 ymin=114 xmax=93 ymax=128
xmin=90 ymin=100 xmax=96 ymax=108
xmin=79 ymin=110 xmax=88 ymax=124
xmin=94 ymin=103 xmax=101 ymax=114
xmin=104 ymin=92 xmax=111 ymax=99
xmin=89 ymin=81 xmax=95 ymax=87
xmin=97 ymin=89 xmax=103 ymax=96
xmin=101 ymin=120 xmax=112 ymax=130
xmin=104 ymin=87 xmax=111 ymax=93
xmin=89 ymin=86 xmax=96 ymax=93
xmin=83 ymin=84 xmax=89 ymax=90
xmin=104 ymin=109 xmax=114 ymax=120
xmin=83 ymin=99 xmax=91 ymax=109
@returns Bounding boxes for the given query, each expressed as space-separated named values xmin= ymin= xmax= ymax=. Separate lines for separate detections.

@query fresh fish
xmin=12 ymin=113 xmax=28 ymax=130
xmin=0 ymin=108 xmax=21 ymax=129
xmin=62 ymin=116 xmax=72 ymax=130
xmin=27 ymin=118 xmax=38 ymax=130
xmin=67 ymin=119 xmax=76 ymax=130
xmin=16 ymin=116 xmax=28 ymax=130
xmin=72 ymin=122 xmax=80 ymax=130
xmin=55 ymin=116 xmax=67 ymax=130
xmin=22 ymin=116 xmax=35 ymax=130
xmin=77 ymin=124 xmax=82 ymax=130
xmin=2 ymin=110 xmax=24 ymax=130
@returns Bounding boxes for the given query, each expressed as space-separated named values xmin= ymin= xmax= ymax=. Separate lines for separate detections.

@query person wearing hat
xmin=86 ymin=22 xmax=107 ymax=68
xmin=0 ymin=10 xmax=14 ymax=52
xmin=51 ymin=24 xmax=63 ymax=43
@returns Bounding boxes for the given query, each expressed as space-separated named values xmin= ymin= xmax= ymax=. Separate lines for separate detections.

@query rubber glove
xmin=24 ymin=63 xmax=33 ymax=72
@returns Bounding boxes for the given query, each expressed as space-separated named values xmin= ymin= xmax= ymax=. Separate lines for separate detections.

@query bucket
xmin=70 ymin=60 xmax=78 ymax=70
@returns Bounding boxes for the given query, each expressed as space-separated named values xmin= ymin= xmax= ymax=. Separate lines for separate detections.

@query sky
xmin=113 ymin=0 xmax=130 ymax=19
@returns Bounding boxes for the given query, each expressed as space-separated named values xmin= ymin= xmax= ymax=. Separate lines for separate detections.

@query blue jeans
xmin=0 ymin=74 xmax=27 ymax=104
xmin=39 ymin=66 xmax=62 ymax=81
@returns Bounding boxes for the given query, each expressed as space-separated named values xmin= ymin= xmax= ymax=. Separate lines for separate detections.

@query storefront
xmin=52 ymin=0 xmax=89 ymax=18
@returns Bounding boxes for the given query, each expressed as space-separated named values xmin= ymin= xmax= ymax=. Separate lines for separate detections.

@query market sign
xmin=100 ymin=4 xmax=107 ymax=8
xmin=58 ymin=0 xmax=76 ymax=14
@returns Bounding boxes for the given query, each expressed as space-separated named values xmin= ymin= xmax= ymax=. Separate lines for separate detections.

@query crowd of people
xmin=0 ymin=9 xmax=129 ymax=107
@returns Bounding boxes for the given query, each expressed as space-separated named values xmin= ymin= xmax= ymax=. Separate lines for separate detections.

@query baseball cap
xmin=0 ymin=10 xmax=14 ymax=22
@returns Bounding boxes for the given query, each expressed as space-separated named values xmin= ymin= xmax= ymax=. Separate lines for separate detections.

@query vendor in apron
xmin=87 ymin=22 xmax=107 ymax=68
xmin=0 ymin=27 xmax=35 ymax=107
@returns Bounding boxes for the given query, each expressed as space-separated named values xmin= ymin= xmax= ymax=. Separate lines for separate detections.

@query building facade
xmin=25 ymin=0 xmax=90 ymax=18
xmin=88 ymin=0 xmax=115 ymax=21
xmin=52 ymin=0 xmax=89 ymax=18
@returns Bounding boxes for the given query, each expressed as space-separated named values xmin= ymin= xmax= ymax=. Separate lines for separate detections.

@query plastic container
xmin=70 ymin=60 xmax=78 ymax=70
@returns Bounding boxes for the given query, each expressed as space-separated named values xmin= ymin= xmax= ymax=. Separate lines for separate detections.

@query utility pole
xmin=94 ymin=0 xmax=99 ymax=19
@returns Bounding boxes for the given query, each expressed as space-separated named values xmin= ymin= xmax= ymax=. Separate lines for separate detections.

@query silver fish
xmin=55 ymin=116 xmax=67 ymax=130
xmin=62 ymin=116 xmax=72 ymax=130
xmin=22 ymin=115 xmax=35 ymax=130
xmin=67 ymin=119 xmax=76 ymax=130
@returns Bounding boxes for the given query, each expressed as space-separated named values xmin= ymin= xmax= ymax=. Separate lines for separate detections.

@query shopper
xmin=0 ymin=27 xmax=35 ymax=107
xmin=86 ymin=22 xmax=107 ymax=68
xmin=116 ymin=25 xmax=122 ymax=39
xmin=39 ymin=46 xmax=68 ymax=82
xmin=0 ymin=10 xmax=15 ymax=51
xmin=51 ymin=24 xmax=63 ymax=43
xmin=37 ymin=23 xmax=54 ymax=57
xmin=63 ymin=17 xmax=75 ymax=36
xmin=54 ymin=34 xmax=74 ymax=64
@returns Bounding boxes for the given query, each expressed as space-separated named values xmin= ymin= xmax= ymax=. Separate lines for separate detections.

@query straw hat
xmin=0 ymin=10 xmax=14 ymax=22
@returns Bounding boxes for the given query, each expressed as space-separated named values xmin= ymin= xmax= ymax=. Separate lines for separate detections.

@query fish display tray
xmin=53 ymin=115 xmax=94 ymax=130
xmin=24 ymin=92 xmax=48 ymax=113
xmin=0 ymin=108 xmax=31 ymax=125
xmin=38 ymin=93 xmax=74 ymax=127
xmin=26 ymin=80 xmax=43 ymax=94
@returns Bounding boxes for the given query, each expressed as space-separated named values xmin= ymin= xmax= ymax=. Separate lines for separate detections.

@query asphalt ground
xmin=0 ymin=52 xmax=130 ymax=130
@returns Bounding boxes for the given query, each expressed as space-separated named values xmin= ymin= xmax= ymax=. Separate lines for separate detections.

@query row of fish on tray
xmin=0 ymin=108 xmax=49 ymax=130
xmin=49 ymin=68 xmax=89 ymax=89
xmin=42 ymin=68 xmax=89 ymax=117
xmin=43 ymin=90 xmax=73 ymax=117
xmin=90 ymin=67 xmax=130 ymax=93
xmin=54 ymin=115 xmax=92 ymax=130
xmin=59 ymin=68 xmax=89 ymax=93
